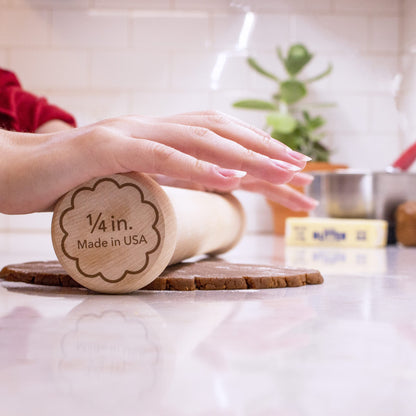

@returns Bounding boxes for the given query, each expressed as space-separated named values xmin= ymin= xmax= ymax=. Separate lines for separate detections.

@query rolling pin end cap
xmin=51 ymin=173 xmax=177 ymax=294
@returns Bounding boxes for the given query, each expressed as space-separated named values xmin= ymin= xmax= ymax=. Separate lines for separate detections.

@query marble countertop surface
xmin=0 ymin=232 xmax=415 ymax=416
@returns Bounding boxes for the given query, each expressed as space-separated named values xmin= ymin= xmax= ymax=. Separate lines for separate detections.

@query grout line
xmin=0 ymin=229 xmax=50 ymax=235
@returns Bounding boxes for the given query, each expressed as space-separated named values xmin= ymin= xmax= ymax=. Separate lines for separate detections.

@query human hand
xmin=0 ymin=110 xmax=317 ymax=214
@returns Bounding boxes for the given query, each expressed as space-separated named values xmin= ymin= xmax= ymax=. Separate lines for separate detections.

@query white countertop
xmin=0 ymin=232 xmax=416 ymax=416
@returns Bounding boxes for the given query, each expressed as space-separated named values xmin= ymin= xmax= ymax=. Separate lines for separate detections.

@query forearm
xmin=0 ymin=127 xmax=102 ymax=214
xmin=35 ymin=120 xmax=75 ymax=133
xmin=0 ymin=111 xmax=317 ymax=216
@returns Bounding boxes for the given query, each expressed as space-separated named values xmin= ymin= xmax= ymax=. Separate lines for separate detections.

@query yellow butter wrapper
xmin=285 ymin=217 xmax=388 ymax=248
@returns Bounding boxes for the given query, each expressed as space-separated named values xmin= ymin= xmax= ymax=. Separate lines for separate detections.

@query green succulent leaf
xmin=266 ymin=112 xmax=297 ymax=134
xmin=302 ymin=111 xmax=325 ymax=130
xmin=247 ymin=57 xmax=280 ymax=82
xmin=280 ymin=44 xmax=313 ymax=76
xmin=271 ymin=130 xmax=300 ymax=150
xmin=304 ymin=63 xmax=333 ymax=84
xmin=310 ymin=141 xmax=330 ymax=162
xmin=233 ymin=99 xmax=277 ymax=111
xmin=309 ymin=116 xmax=325 ymax=130
xmin=280 ymin=80 xmax=307 ymax=104
xmin=302 ymin=101 xmax=337 ymax=109
xmin=233 ymin=43 xmax=334 ymax=161
xmin=276 ymin=47 xmax=285 ymax=66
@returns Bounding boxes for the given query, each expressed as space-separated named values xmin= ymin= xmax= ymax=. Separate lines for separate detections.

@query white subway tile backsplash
xmin=91 ymin=51 xmax=170 ymax=90
xmin=132 ymin=91 xmax=211 ymax=116
xmin=0 ymin=49 xmax=7 ymax=67
xmin=396 ymin=54 xmax=416 ymax=146
xmin=211 ymin=90 xmax=269 ymax=130
xmin=369 ymin=17 xmax=399 ymax=52
xmin=174 ymin=0 xmax=241 ymax=11
xmin=214 ymin=53 xmax=251 ymax=90
xmin=249 ymin=14 xmax=290 ymax=49
xmin=172 ymin=52 xmax=249 ymax=90
xmin=396 ymin=0 xmax=416 ymax=154
xmin=175 ymin=0 xmax=332 ymax=13
xmin=212 ymin=14 xmax=249 ymax=50
xmin=402 ymin=22 xmax=416 ymax=54
xmin=295 ymin=0 xmax=332 ymax=12
xmin=234 ymin=190 xmax=273 ymax=233
xmin=329 ymin=55 xmax=370 ymax=93
xmin=331 ymin=133 xmax=400 ymax=170
xmin=172 ymin=53 xmax=216 ymax=90
xmin=333 ymin=0 xmax=399 ymax=14
xmin=213 ymin=13 xmax=290 ymax=51
xmin=248 ymin=0 xmax=332 ymax=13
xmin=368 ymin=56 xmax=399 ymax=94
xmin=0 ymin=10 xmax=50 ymax=47
xmin=369 ymin=95 xmax=399 ymax=134
xmin=9 ymin=0 xmax=89 ymax=8
xmin=46 ymin=92 xmax=131 ymax=125
xmin=402 ymin=0 xmax=416 ymax=53
xmin=294 ymin=15 xmax=367 ymax=53
xmin=329 ymin=54 xmax=398 ymax=94
xmin=93 ymin=0 xmax=171 ymax=9
xmin=324 ymin=94 xmax=369 ymax=133
xmin=132 ymin=16 xmax=210 ymax=50
xmin=10 ymin=49 xmax=89 ymax=90
xmin=52 ymin=11 xmax=129 ymax=48
xmin=403 ymin=0 xmax=416 ymax=14
xmin=5 ymin=233 xmax=55 ymax=257
xmin=7 ymin=213 xmax=52 ymax=232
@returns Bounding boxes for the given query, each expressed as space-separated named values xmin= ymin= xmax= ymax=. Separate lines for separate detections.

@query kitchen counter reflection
xmin=1 ymin=233 xmax=416 ymax=415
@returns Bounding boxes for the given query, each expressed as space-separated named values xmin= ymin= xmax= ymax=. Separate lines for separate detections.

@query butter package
xmin=285 ymin=217 xmax=388 ymax=247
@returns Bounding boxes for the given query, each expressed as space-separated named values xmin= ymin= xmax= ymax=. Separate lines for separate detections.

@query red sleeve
xmin=0 ymin=68 xmax=77 ymax=132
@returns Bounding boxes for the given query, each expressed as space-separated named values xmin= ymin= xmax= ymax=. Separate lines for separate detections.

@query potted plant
xmin=233 ymin=43 xmax=345 ymax=234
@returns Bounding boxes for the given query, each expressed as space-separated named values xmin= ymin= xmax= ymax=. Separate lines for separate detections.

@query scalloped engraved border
xmin=58 ymin=177 xmax=161 ymax=284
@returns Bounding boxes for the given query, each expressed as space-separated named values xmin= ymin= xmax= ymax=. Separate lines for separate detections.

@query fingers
xmin=109 ymin=136 xmax=246 ymax=192
xmin=153 ymin=110 xmax=311 ymax=168
xmin=240 ymin=176 xmax=318 ymax=212
xmin=150 ymin=172 xmax=317 ymax=211
xmin=94 ymin=112 xmax=316 ymax=210
xmin=149 ymin=174 xmax=207 ymax=191
xmin=121 ymin=119 xmax=301 ymax=184
xmin=289 ymin=172 xmax=314 ymax=187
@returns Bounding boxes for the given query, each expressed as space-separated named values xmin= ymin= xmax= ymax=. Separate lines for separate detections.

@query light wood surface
xmin=51 ymin=173 xmax=245 ymax=293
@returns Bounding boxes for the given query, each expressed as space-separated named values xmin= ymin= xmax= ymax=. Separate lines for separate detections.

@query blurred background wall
xmin=0 ymin=0 xmax=410 ymax=234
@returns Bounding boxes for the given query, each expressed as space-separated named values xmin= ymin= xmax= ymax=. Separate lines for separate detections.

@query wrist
xmin=35 ymin=120 xmax=75 ymax=134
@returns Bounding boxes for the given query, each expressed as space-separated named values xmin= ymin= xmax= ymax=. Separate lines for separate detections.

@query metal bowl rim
xmin=309 ymin=169 xmax=416 ymax=177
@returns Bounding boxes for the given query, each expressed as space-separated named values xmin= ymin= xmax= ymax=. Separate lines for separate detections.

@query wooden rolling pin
xmin=51 ymin=173 xmax=245 ymax=294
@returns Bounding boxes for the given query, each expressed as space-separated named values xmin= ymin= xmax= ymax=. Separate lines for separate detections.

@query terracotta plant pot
xmin=268 ymin=162 xmax=348 ymax=235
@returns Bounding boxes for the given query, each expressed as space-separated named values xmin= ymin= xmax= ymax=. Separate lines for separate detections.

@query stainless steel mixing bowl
xmin=306 ymin=170 xmax=416 ymax=224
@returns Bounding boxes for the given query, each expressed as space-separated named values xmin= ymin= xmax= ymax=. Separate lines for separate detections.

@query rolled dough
xmin=0 ymin=260 xmax=323 ymax=291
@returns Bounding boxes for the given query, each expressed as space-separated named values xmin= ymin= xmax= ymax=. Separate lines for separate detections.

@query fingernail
xmin=287 ymin=149 xmax=312 ymax=162
xmin=292 ymin=198 xmax=319 ymax=212
xmin=308 ymin=198 xmax=320 ymax=207
xmin=272 ymin=160 xmax=302 ymax=171
xmin=299 ymin=173 xmax=314 ymax=181
xmin=216 ymin=168 xmax=247 ymax=179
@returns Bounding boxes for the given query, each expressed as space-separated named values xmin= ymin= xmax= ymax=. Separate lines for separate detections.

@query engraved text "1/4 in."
xmin=86 ymin=213 xmax=133 ymax=233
